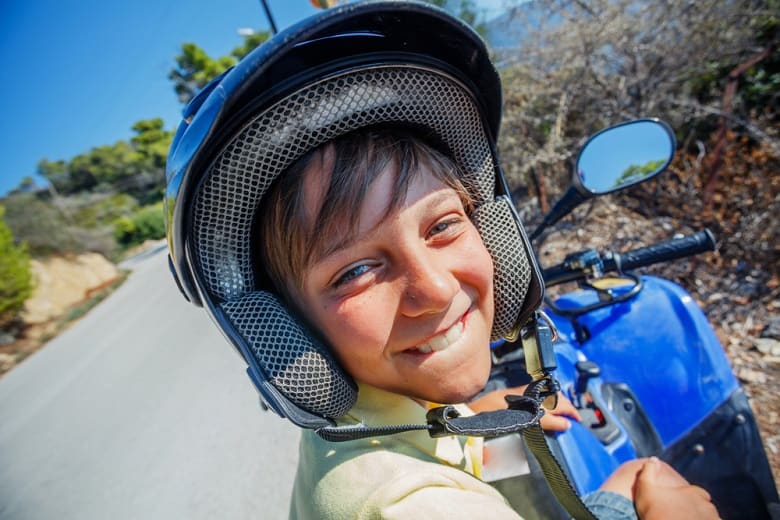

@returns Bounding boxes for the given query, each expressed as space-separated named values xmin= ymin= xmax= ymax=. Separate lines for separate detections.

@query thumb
xmin=636 ymin=457 xmax=660 ymax=492
xmin=643 ymin=457 xmax=660 ymax=474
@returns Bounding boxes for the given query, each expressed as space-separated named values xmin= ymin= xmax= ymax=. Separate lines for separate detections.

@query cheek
xmin=313 ymin=294 xmax=396 ymax=358
xmin=464 ymin=233 xmax=495 ymax=297
xmin=465 ymin=235 xmax=495 ymax=329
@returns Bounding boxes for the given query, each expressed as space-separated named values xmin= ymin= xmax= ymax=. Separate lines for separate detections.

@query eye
xmin=430 ymin=221 xmax=451 ymax=235
xmin=333 ymin=264 xmax=371 ymax=287
xmin=427 ymin=217 xmax=464 ymax=241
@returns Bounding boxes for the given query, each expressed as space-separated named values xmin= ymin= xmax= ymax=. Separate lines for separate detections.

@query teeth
xmin=415 ymin=321 xmax=464 ymax=353
xmin=428 ymin=334 xmax=448 ymax=351
xmin=444 ymin=322 xmax=462 ymax=345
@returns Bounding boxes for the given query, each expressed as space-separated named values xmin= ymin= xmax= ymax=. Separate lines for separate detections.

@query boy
xmin=165 ymin=2 xmax=717 ymax=518
xmin=258 ymin=127 xmax=714 ymax=519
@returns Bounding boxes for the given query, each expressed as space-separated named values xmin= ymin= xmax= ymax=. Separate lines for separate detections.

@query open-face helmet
xmin=165 ymin=0 xmax=543 ymax=430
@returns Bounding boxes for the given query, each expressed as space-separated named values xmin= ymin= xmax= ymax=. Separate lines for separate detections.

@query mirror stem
xmin=530 ymin=187 xmax=586 ymax=241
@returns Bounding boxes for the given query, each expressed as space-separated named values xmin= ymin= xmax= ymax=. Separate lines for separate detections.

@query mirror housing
xmin=530 ymin=119 xmax=675 ymax=241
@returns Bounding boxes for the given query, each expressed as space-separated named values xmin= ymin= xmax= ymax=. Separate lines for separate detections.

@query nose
xmin=398 ymin=248 xmax=459 ymax=318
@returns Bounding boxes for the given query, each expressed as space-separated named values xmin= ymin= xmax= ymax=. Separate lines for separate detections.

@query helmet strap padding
xmin=472 ymin=196 xmax=543 ymax=341
xmin=220 ymin=291 xmax=358 ymax=422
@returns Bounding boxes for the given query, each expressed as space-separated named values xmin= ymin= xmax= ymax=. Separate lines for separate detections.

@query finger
xmin=550 ymin=393 xmax=582 ymax=422
xmin=687 ymin=485 xmax=712 ymax=502
xmin=634 ymin=457 xmax=660 ymax=494
xmin=548 ymin=407 xmax=581 ymax=422
xmin=651 ymin=458 xmax=690 ymax=487
xmin=540 ymin=414 xmax=572 ymax=432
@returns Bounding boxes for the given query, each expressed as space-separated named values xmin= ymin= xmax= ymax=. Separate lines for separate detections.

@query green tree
xmin=0 ymin=205 xmax=34 ymax=326
xmin=231 ymin=31 xmax=272 ymax=61
xmin=131 ymin=118 xmax=173 ymax=170
xmin=169 ymin=30 xmax=271 ymax=104
xmin=7 ymin=176 xmax=38 ymax=197
xmin=169 ymin=43 xmax=236 ymax=104
xmin=69 ymin=141 xmax=143 ymax=189
xmin=32 ymin=118 xmax=173 ymax=204
xmin=37 ymin=158 xmax=70 ymax=194
xmin=422 ymin=0 xmax=487 ymax=35
xmin=128 ymin=118 xmax=174 ymax=204
xmin=38 ymin=143 xmax=141 ymax=195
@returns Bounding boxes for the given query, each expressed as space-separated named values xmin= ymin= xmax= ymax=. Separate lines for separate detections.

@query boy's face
xmin=293 ymin=158 xmax=495 ymax=405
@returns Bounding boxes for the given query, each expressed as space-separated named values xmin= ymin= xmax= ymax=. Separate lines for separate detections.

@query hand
xmin=633 ymin=457 xmax=719 ymax=520
xmin=599 ymin=457 xmax=719 ymax=519
xmin=468 ymin=386 xmax=581 ymax=432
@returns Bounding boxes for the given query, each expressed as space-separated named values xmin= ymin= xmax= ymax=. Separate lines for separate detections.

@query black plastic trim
xmin=662 ymin=388 xmax=779 ymax=520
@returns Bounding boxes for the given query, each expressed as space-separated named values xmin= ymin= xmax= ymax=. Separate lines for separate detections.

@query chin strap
xmin=429 ymin=379 xmax=598 ymax=520
xmin=517 ymin=383 xmax=599 ymax=520
xmin=518 ymin=311 xmax=599 ymax=520
xmin=314 ymin=390 xmax=543 ymax=442
xmin=315 ymin=422 xmax=431 ymax=442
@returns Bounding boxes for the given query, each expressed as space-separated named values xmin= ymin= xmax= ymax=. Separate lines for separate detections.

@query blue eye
xmin=334 ymin=264 xmax=370 ymax=287
xmin=430 ymin=221 xmax=450 ymax=235
xmin=430 ymin=218 xmax=464 ymax=238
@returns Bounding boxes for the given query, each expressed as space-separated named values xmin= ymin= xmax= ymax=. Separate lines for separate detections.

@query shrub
xmin=73 ymin=193 xmax=138 ymax=229
xmin=2 ymin=192 xmax=82 ymax=256
xmin=0 ymin=205 xmax=34 ymax=326
xmin=113 ymin=202 xmax=165 ymax=248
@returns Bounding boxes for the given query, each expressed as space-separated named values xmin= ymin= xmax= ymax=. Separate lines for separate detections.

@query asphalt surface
xmin=0 ymin=246 xmax=300 ymax=519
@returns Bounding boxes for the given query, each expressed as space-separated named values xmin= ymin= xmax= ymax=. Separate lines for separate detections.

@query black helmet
xmin=165 ymin=0 xmax=543 ymax=430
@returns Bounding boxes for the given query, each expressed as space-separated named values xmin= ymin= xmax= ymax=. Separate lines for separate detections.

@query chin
xmin=428 ymin=370 xmax=491 ymax=405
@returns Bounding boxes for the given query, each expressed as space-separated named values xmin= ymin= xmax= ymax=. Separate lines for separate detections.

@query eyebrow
xmin=315 ymin=188 xmax=461 ymax=262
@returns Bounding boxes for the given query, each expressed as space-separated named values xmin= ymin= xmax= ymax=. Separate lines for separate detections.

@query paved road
xmin=0 ymin=246 xmax=300 ymax=519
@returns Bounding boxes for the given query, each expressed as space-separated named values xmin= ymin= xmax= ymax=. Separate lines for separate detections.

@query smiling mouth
xmin=409 ymin=316 xmax=466 ymax=354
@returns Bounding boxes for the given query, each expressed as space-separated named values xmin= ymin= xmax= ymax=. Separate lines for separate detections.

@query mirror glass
xmin=576 ymin=120 xmax=675 ymax=194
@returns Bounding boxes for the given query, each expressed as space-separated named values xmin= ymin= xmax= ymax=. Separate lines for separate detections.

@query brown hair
xmin=256 ymin=127 xmax=474 ymax=298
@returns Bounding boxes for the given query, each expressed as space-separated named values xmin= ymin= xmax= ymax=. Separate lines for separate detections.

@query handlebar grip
xmin=541 ymin=229 xmax=717 ymax=286
xmin=606 ymin=229 xmax=717 ymax=271
xmin=541 ymin=263 xmax=582 ymax=286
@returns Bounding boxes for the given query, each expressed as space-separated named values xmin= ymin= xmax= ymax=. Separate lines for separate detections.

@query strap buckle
xmin=521 ymin=310 xmax=561 ymax=410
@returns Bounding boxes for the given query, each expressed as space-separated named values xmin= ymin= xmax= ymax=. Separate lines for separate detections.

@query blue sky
xmin=0 ymin=0 xmax=508 ymax=196
xmin=0 ymin=0 xmax=320 ymax=196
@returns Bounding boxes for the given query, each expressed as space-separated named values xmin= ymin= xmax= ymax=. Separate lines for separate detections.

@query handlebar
xmin=542 ymin=229 xmax=717 ymax=287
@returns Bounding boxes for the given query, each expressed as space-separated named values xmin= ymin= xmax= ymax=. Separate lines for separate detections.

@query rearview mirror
xmin=530 ymin=119 xmax=676 ymax=241
xmin=575 ymin=119 xmax=675 ymax=195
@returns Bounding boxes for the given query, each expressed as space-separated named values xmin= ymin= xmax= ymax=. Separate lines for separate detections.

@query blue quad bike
xmin=480 ymin=119 xmax=779 ymax=520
